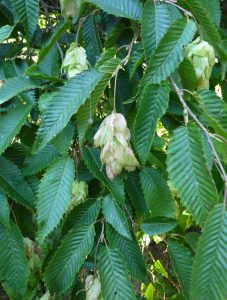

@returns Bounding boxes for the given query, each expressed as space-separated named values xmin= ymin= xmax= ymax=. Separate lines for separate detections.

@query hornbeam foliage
xmin=0 ymin=0 xmax=226 ymax=299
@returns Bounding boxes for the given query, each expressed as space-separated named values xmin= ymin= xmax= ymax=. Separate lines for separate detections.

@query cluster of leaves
xmin=0 ymin=0 xmax=227 ymax=299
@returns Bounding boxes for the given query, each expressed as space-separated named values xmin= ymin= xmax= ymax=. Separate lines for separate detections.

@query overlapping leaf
xmin=141 ymin=217 xmax=178 ymax=236
xmin=134 ymin=82 xmax=169 ymax=164
xmin=37 ymin=157 xmax=75 ymax=240
xmin=140 ymin=18 xmax=196 ymax=89
xmin=23 ymin=143 xmax=60 ymax=176
xmin=33 ymin=69 xmax=101 ymax=153
xmin=83 ymin=148 xmax=125 ymax=204
xmin=167 ymin=124 xmax=218 ymax=224
xmin=11 ymin=0 xmax=39 ymax=38
xmin=0 ymin=77 xmax=39 ymax=105
xmin=0 ymin=156 xmax=34 ymax=209
xmin=0 ymin=190 xmax=9 ymax=224
xmin=107 ymin=225 xmax=147 ymax=283
xmin=98 ymin=246 xmax=136 ymax=300
xmin=62 ymin=199 xmax=101 ymax=235
xmin=86 ymin=0 xmax=142 ymax=20
xmin=0 ymin=25 xmax=14 ymax=43
xmin=0 ymin=104 xmax=32 ymax=155
xmin=190 ymin=204 xmax=227 ymax=300
xmin=168 ymin=240 xmax=193 ymax=299
xmin=140 ymin=167 xmax=175 ymax=217
xmin=142 ymin=1 xmax=175 ymax=59
xmin=181 ymin=0 xmax=227 ymax=60
xmin=45 ymin=224 xmax=95 ymax=294
xmin=0 ymin=222 xmax=28 ymax=300
xmin=103 ymin=195 xmax=131 ymax=239
xmin=77 ymin=56 xmax=120 ymax=144
xmin=197 ymin=90 xmax=227 ymax=139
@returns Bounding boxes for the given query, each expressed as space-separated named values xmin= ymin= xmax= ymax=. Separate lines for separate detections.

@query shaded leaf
xmin=98 ymin=246 xmax=136 ymax=300
xmin=140 ymin=167 xmax=175 ymax=218
xmin=103 ymin=195 xmax=131 ymax=239
xmin=37 ymin=157 xmax=75 ymax=240
xmin=0 ymin=156 xmax=34 ymax=209
xmin=141 ymin=217 xmax=178 ymax=235
xmin=191 ymin=204 xmax=227 ymax=300
xmin=45 ymin=224 xmax=95 ymax=294
xmin=167 ymin=124 xmax=218 ymax=224
xmin=0 ymin=104 xmax=32 ymax=155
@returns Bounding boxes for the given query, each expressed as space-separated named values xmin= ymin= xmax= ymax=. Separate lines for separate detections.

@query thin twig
xmin=124 ymin=204 xmax=136 ymax=233
xmin=170 ymin=77 xmax=227 ymax=208
xmin=93 ymin=220 xmax=105 ymax=276
xmin=113 ymin=36 xmax=137 ymax=112
xmin=40 ymin=0 xmax=64 ymax=62
xmin=147 ymin=269 xmax=164 ymax=300
xmin=164 ymin=0 xmax=203 ymax=39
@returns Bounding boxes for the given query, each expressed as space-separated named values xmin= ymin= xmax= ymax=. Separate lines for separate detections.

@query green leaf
xmin=134 ymin=82 xmax=169 ymax=164
xmin=141 ymin=217 xmax=178 ymax=235
xmin=107 ymin=225 xmax=147 ymax=283
xmin=140 ymin=18 xmax=196 ymax=89
xmin=184 ymin=232 xmax=200 ymax=252
xmin=52 ymin=121 xmax=74 ymax=155
xmin=0 ymin=104 xmax=32 ymax=155
xmin=103 ymin=195 xmax=131 ymax=239
xmin=168 ymin=240 xmax=193 ymax=299
xmin=202 ymin=0 xmax=221 ymax=26
xmin=190 ymin=204 xmax=227 ymax=300
xmin=0 ymin=25 xmax=14 ymax=43
xmin=178 ymin=58 xmax=197 ymax=91
xmin=83 ymin=147 xmax=125 ymax=204
xmin=141 ymin=1 xmax=174 ymax=59
xmin=83 ymin=15 xmax=102 ymax=66
xmin=98 ymin=246 xmax=136 ymax=300
xmin=11 ymin=0 xmax=39 ymax=39
xmin=197 ymin=90 xmax=227 ymax=139
xmin=23 ymin=143 xmax=60 ymax=176
xmin=0 ymin=156 xmax=34 ymax=209
xmin=38 ymin=21 xmax=70 ymax=63
xmin=85 ymin=0 xmax=142 ymax=20
xmin=77 ymin=57 xmax=120 ymax=144
xmin=128 ymin=43 xmax=144 ymax=79
xmin=0 ymin=190 xmax=10 ymax=224
xmin=125 ymin=171 xmax=147 ymax=213
xmin=37 ymin=157 xmax=75 ymax=240
xmin=167 ymin=124 xmax=218 ymax=224
xmin=33 ymin=69 xmax=101 ymax=153
xmin=0 ymin=76 xmax=39 ymax=105
xmin=45 ymin=224 xmax=95 ymax=294
xmin=62 ymin=199 xmax=101 ymax=235
xmin=140 ymin=167 xmax=175 ymax=218
xmin=0 ymin=222 xmax=28 ymax=300
xmin=181 ymin=0 xmax=227 ymax=60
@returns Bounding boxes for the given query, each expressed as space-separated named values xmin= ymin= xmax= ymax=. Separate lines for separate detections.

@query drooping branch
xmin=170 ymin=77 xmax=227 ymax=207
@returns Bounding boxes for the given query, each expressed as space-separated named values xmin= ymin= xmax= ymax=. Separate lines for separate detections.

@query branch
xmin=170 ymin=77 xmax=227 ymax=208
xmin=113 ymin=36 xmax=137 ymax=112
xmin=40 ymin=0 xmax=64 ymax=62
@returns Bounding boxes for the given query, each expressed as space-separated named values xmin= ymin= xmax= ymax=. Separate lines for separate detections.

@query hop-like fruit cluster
xmin=60 ymin=0 xmax=81 ymax=19
xmin=184 ymin=38 xmax=216 ymax=90
xmin=94 ymin=112 xmax=139 ymax=179
xmin=68 ymin=180 xmax=88 ymax=211
xmin=85 ymin=275 xmax=101 ymax=300
xmin=62 ymin=43 xmax=89 ymax=78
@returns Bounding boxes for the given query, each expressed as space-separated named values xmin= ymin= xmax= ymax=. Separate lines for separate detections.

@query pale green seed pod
xmin=62 ymin=43 xmax=89 ymax=78
xmin=85 ymin=275 xmax=101 ymax=300
xmin=94 ymin=112 xmax=139 ymax=179
xmin=68 ymin=180 xmax=89 ymax=211
xmin=184 ymin=37 xmax=216 ymax=90
xmin=60 ymin=0 xmax=81 ymax=19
